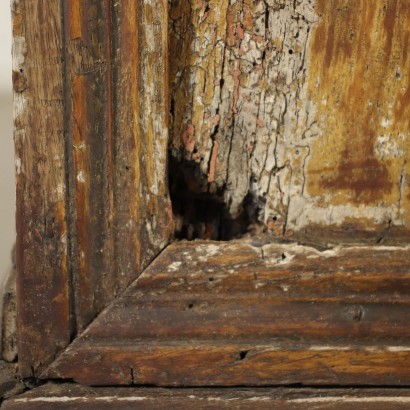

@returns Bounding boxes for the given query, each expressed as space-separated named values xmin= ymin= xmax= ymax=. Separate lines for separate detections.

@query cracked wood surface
xmin=14 ymin=0 xmax=172 ymax=377
xmin=169 ymin=0 xmax=410 ymax=241
xmin=45 ymin=241 xmax=410 ymax=386
xmin=5 ymin=384 xmax=410 ymax=410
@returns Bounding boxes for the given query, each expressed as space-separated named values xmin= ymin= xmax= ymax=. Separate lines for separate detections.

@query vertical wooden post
xmin=14 ymin=0 xmax=172 ymax=376
xmin=13 ymin=0 xmax=71 ymax=377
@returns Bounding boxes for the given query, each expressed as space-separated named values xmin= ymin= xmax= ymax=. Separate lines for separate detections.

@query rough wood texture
xmin=64 ymin=0 xmax=173 ymax=332
xmin=15 ymin=0 xmax=172 ymax=377
xmin=5 ymin=384 xmax=410 ymax=410
xmin=0 ymin=362 xmax=24 ymax=401
xmin=13 ymin=0 xmax=71 ymax=378
xmin=45 ymin=241 xmax=410 ymax=386
xmin=169 ymin=0 xmax=410 ymax=241
xmin=2 ymin=259 xmax=17 ymax=363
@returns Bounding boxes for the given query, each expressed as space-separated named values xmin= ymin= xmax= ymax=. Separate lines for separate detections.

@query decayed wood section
xmin=14 ymin=0 xmax=172 ymax=377
xmin=13 ymin=0 xmax=71 ymax=378
xmin=169 ymin=0 xmax=410 ymax=241
xmin=5 ymin=384 xmax=410 ymax=410
xmin=45 ymin=241 xmax=410 ymax=386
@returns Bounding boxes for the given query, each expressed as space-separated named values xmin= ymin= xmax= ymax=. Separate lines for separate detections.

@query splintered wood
xmin=45 ymin=241 xmax=410 ymax=386
xmin=169 ymin=0 xmax=410 ymax=242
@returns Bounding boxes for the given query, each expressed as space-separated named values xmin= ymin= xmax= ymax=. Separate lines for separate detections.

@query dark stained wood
xmin=4 ymin=384 xmax=410 ymax=410
xmin=13 ymin=0 xmax=71 ymax=378
xmin=63 ymin=0 xmax=117 ymax=331
xmin=64 ymin=0 xmax=172 ymax=333
xmin=44 ymin=241 xmax=410 ymax=386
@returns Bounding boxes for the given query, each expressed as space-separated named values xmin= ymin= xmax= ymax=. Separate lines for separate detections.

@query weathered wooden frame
xmin=14 ymin=0 xmax=410 ymax=386
xmin=14 ymin=0 xmax=172 ymax=378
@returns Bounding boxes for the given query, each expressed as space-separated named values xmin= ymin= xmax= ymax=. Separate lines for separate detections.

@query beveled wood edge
xmin=4 ymin=383 xmax=410 ymax=410
xmin=41 ymin=240 xmax=410 ymax=387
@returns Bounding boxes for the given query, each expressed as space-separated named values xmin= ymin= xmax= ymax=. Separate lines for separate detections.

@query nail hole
xmin=239 ymin=350 xmax=249 ymax=360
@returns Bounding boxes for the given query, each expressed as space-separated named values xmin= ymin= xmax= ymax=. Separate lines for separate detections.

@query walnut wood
xmin=45 ymin=241 xmax=410 ymax=386
xmin=13 ymin=0 xmax=71 ymax=378
xmin=4 ymin=384 xmax=410 ymax=410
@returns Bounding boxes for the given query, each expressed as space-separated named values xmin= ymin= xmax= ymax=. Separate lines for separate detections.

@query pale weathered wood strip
xmin=4 ymin=384 xmax=410 ymax=410
xmin=44 ymin=241 xmax=410 ymax=386
xmin=13 ymin=0 xmax=71 ymax=377
xmin=111 ymin=0 xmax=173 ymax=292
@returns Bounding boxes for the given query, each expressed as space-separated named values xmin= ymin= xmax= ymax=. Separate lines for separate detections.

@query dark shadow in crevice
xmin=168 ymin=152 xmax=259 ymax=241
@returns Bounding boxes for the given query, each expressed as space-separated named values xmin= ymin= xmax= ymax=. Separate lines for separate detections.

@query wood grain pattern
xmin=13 ymin=0 xmax=71 ymax=378
xmin=64 ymin=0 xmax=116 ymax=332
xmin=111 ymin=0 xmax=173 ymax=293
xmin=64 ymin=0 xmax=172 ymax=332
xmin=45 ymin=241 xmax=410 ymax=386
xmin=15 ymin=0 xmax=172 ymax=377
xmin=5 ymin=384 xmax=410 ymax=410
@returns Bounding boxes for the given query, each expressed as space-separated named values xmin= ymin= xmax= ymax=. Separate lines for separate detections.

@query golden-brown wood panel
xmin=306 ymin=0 xmax=410 ymax=232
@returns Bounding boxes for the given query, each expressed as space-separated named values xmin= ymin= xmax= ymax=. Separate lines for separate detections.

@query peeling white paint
xmin=13 ymin=395 xmax=410 ymax=404
xmin=15 ymin=157 xmax=21 ymax=175
xmin=76 ymin=170 xmax=86 ymax=183
xmin=168 ymin=261 xmax=182 ymax=272
xmin=290 ymin=397 xmax=410 ymax=404
xmin=374 ymin=134 xmax=405 ymax=160
xmin=196 ymin=244 xmax=221 ymax=259
xmin=289 ymin=200 xmax=403 ymax=231
xmin=56 ymin=183 xmax=64 ymax=197
xmin=12 ymin=35 xmax=26 ymax=71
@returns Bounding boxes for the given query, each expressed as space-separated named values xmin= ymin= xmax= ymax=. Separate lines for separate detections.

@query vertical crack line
xmin=129 ymin=367 xmax=135 ymax=385
xmin=61 ymin=0 xmax=77 ymax=341
xmin=106 ymin=0 xmax=114 ymax=224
